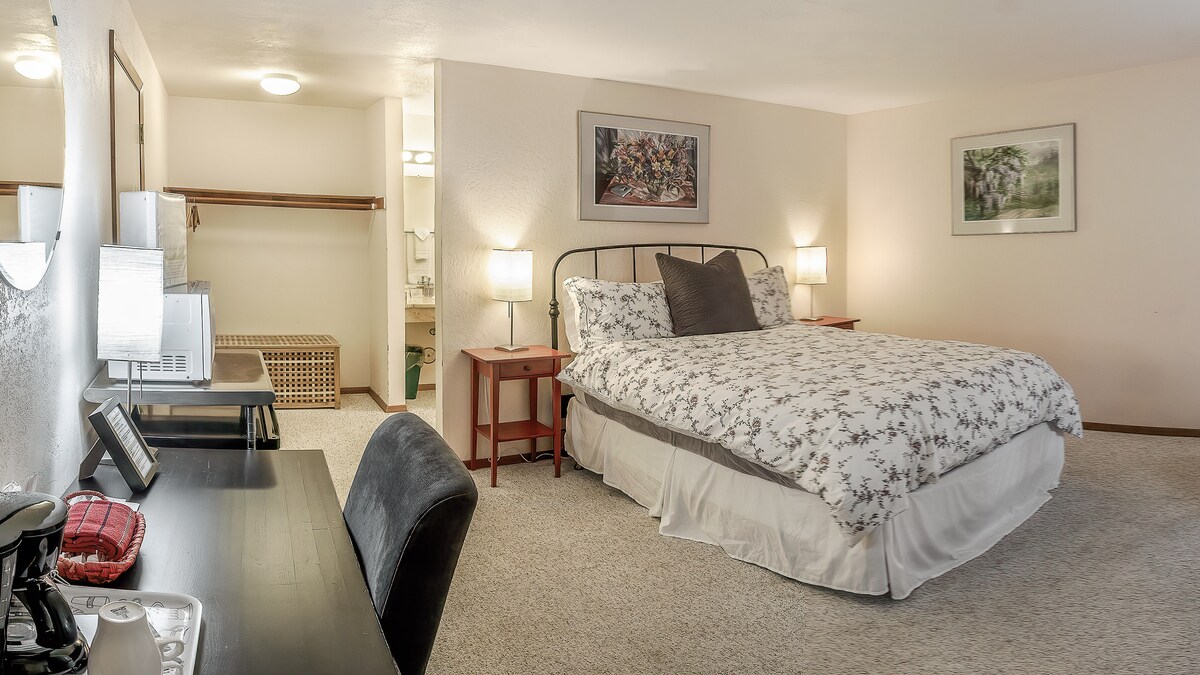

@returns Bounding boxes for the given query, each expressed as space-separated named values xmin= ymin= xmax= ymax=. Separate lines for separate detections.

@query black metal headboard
xmin=549 ymin=243 xmax=769 ymax=350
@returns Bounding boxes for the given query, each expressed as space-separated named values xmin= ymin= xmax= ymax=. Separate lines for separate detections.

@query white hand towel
xmin=412 ymin=230 xmax=433 ymax=261
xmin=407 ymin=231 xmax=435 ymax=284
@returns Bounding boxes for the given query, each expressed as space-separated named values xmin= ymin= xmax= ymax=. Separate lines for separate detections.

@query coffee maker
xmin=0 ymin=492 xmax=88 ymax=674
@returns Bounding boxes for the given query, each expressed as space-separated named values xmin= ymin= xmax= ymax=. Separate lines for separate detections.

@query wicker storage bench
xmin=215 ymin=335 xmax=341 ymax=409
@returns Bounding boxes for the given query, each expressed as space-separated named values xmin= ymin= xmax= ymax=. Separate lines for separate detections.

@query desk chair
xmin=344 ymin=413 xmax=479 ymax=675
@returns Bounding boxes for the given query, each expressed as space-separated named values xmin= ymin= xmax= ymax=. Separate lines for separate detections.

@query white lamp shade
xmin=490 ymin=249 xmax=533 ymax=302
xmin=98 ymin=245 xmax=164 ymax=363
xmin=795 ymin=246 xmax=828 ymax=285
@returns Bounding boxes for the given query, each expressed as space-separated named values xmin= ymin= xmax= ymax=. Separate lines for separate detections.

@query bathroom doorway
xmin=402 ymin=112 xmax=436 ymax=426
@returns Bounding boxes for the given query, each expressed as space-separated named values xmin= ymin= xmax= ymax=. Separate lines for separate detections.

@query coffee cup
xmin=88 ymin=601 xmax=185 ymax=675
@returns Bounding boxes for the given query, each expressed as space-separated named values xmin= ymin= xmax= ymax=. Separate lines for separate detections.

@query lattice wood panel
xmin=216 ymin=334 xmax=341 ymax=409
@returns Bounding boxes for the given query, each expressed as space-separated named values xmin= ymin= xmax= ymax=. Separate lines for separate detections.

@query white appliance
xmin=119 ymin=191 xmax=187 ymax=288
xmin=108 ymin=281 xmax=214 ymax=382
xmin=17 ymin=185 xmax=63 ymax=258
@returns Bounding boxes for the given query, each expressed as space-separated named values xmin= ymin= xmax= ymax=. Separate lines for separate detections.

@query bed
xmin=549 ymin=244 xmax=1082 ymax=599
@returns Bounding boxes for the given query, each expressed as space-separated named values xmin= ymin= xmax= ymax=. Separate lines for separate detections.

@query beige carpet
xmin=280 ymin=397 xmax=1200 ymax=674
xmin=278 ymin=392 xmax=435 ymax=503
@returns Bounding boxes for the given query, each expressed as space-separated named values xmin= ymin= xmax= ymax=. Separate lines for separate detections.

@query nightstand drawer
xmin=498 ymin=360 xmax=554 ymax=379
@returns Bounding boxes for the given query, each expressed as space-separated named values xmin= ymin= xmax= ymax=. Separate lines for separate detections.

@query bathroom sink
xmin=405 ymin=286 xmax=435 ymax=307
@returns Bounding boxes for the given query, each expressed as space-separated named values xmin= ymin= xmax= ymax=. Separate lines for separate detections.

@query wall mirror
xmin=0 ymin=2 xmax=64 ymax=291
xmin=110 ymin=29 xmax=143 ymax=244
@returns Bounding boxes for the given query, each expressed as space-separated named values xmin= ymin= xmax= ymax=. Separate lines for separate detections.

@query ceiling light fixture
xmin=260 ymin=73 xmax=300 ymax=96
xmin=14 ymin=56 xmax=54 ymax=80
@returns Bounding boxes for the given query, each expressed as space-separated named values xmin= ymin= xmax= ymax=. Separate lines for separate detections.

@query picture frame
xmin=579 ymin=111 xmax=710 ymax=223
xmin=88 ymin=397 xmax=159 ymax=491
xmin=951 ymin=123 xmax=1075 ymax=235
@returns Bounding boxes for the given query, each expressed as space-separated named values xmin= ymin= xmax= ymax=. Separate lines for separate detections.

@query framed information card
xmin=88 ymin=397 xmax=159 ymax=491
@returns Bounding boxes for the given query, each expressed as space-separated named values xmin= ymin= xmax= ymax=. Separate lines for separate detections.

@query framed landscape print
xmin=952 ymin=123 xmax=1075 ymax=235
xmin=579 ymin=111 xmax=710 ymax=223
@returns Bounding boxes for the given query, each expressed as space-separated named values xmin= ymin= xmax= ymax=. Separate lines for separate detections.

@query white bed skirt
xmin=566 ymin=398 xmax=1065 ymax=599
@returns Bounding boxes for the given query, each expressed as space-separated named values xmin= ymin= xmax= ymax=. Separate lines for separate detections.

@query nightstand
xmin=798 ymin=316 xmax=860 ymax=330
xmin=462 ymin=346 xmax=571 ymax=487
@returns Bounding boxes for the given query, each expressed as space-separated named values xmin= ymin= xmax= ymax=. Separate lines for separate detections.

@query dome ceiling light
xmin=14 ymin=56 xmax=54 ymax=80
xmin=260 ymin=73 xmax=300 ymax=96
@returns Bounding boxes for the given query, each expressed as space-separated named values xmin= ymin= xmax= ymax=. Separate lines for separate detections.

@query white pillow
xmin=562 ymin=289 xmax=583 ymax=353
xmin=746 ymin=265 xmax=793 ymax=328
xmin=561 ymin=277 xmax=674 ymax=352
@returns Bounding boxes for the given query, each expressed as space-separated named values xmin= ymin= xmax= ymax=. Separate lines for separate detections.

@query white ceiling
xmin=128 ymin=0 xmax=1200 ymax=116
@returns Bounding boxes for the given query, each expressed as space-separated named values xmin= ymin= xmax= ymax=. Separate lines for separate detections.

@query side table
xmin=798 ymin=316 xmax=861 ymax=330
xmin=461 ymin=346 xmax=571 ymax=487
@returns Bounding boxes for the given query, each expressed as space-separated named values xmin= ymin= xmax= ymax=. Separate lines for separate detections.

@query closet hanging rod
xmin=164 ymin=187 xmax=384 ymax=211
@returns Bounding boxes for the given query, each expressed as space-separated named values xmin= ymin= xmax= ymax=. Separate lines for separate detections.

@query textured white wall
xmin=169 ymin=96 xmax=374 ymax=386
xmin=0 ymin=86 xmax=64 ymax=237
xmin=403 ymin=113 xmax=434 ymax=151
xmin=365 ymin=97 xmax=406 ymax=405
xmin=0 ymin=87 xmax=64 ymax=181
xmin=848 ymin=57 xmax=1200 ymax=428
xmin=367 ymin=101 xmax=388 ymax=400
xmin=436 ymin=61 xmax=847 ymax=458
xmin=0 ymin=0 xmax=167 ymax=494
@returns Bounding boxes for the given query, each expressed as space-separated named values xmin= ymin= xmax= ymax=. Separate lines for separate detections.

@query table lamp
xmin=97 ymin=245 xmax=165 ymax=407
xmin=490 ymin=248 xmax=533 ymax=352
xmin=795 ymin=245 xmax=827 ymax=321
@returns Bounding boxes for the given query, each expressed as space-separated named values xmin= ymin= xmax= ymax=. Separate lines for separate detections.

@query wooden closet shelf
xmin=164 ymin=187 xmax=384 ymax=211
xmin=0 ymin=181 xmax=63 ymax=197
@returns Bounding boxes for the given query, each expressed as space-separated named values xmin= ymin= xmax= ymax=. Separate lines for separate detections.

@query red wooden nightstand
xmin=461 ymin=346 xmax=571 ymax=487
xmin=798 ymin=316 xmax=860 ymax=330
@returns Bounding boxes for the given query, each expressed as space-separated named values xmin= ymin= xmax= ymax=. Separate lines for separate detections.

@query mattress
xmin=567 ymin=394 xmax=1066 ymax=599
xmin=559 ymin=322 xmax=1081 ymax=543
xmin=575 ymin=391 xmax=797 ymax=489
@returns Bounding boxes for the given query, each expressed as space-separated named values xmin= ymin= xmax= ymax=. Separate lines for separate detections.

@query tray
xmin=59 ymin=585 xmax=203 ymax=675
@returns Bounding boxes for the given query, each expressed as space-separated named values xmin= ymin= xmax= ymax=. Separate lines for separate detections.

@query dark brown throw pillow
xmin=655 ymin=250 xmax=761 ymax=336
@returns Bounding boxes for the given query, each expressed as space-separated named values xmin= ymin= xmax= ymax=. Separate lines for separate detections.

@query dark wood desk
xmin=72 ymin=448 xmax=398 ymax=674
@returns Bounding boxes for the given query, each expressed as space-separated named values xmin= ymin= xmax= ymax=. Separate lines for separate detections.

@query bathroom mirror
xmin=0 ymin=2 xmax=65 ymax=291
xmin=110 ymin=30 xmax=143 ymax=244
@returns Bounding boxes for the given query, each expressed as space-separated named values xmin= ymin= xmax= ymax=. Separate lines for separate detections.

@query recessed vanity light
xmin=414 ymin=152 xmax=433 ymax=164
xmin=401 ymin=151 xmax=414 ymax=162
xmin=14 ymin=56 xmax=54 ymax=80
xmin=260 ymin=73 xmax=300 ymax=96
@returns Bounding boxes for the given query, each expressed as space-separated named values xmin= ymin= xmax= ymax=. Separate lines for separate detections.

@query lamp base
xmin=494 ymin=344 xmax=529 ymax=353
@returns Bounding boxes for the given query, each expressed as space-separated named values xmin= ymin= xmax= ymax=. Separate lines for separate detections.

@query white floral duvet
xmin=559 ymin=322 xmax=1082 ymax=544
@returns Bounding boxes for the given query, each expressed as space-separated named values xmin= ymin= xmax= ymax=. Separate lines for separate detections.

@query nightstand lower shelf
xmin=474 ymin=420 xmax=556 ymax=442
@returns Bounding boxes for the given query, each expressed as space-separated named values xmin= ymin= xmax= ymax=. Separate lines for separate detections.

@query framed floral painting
xmin=579 ymin=111 xmax=710 ymax=223
xmin=951 ymin=123 xmax=1076 ymax=235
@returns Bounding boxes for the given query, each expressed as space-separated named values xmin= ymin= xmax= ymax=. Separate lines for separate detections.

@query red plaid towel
xmin=62 ymin=498 xmax=136 ymax=560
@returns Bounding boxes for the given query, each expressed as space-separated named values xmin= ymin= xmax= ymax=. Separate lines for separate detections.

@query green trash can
xmin=405 ymin=345 xmax=434 ymax=399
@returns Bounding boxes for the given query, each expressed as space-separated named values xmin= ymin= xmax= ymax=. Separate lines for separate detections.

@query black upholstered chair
xmin=344 ymin=413 xmax=479 ymax=675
